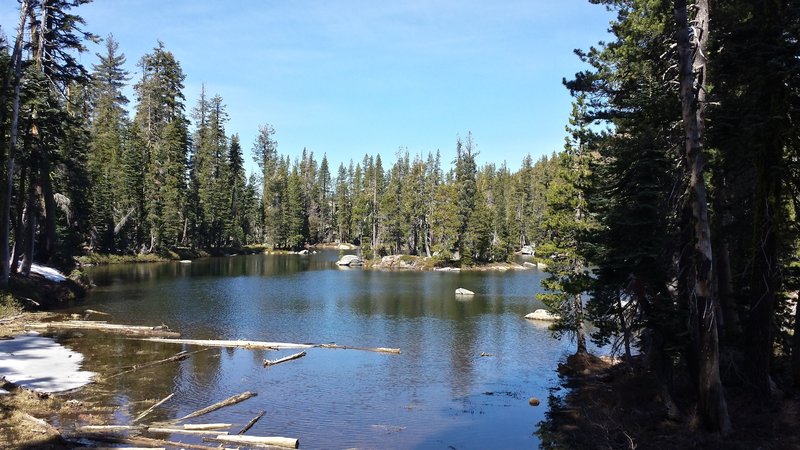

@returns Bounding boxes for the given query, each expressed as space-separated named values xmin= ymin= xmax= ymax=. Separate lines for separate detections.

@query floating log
xmin=138 ymin=337 xmax=312 ymax=350
xmin=316 ymin=343 xmax=401 ymax=354
xmin=106 ymin=351 xmax=196 ymax=379
xmin=84 ymin=309 xmax=111 ymax=318
xmin=147 ymin=426 xmax=228 ymax=436
xmin=132 ymin=393 xmax=175 ymax=423
xmin=184 ymin=423 xmax=232 ymax=430
xmin=176 ymin=391 xmax=257 ymax=422
xmin=138 ymin=337 xmax=401 ymax=354
xmin=204 ymin=434 xmax=299 ymax=449
xmin=238 ymin=410 xmax=265 ymax=435
xmin=264 ymin=351 xmax=306 ymax=367
xmin=25 ymin=320 xmax=180 ymax=337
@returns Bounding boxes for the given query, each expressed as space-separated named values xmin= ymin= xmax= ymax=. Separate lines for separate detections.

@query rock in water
xmin=455 ymin=288 xmax=475 ymax=296
xmin=520 ymin=245 xmax=534 ymax=255
xmin=529 ymin=397 xmax=541 ymax=406
xmin=336 ymin=254 xmax=363 ymax=266
xmin=525 ymin=309 xmax=560 ymax=321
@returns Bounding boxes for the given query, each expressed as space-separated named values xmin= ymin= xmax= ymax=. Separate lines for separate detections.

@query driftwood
xmin=105 ymin=350 xmax=203 ymax=379
xmin=19 ymin=412 xmax=60 ymax=436
xmin=176 ymin=391 xmax=257 ymax=422
xmin=132 ymin=393 xmax=175 ymax=423
xmin=84 ymin=309 xmax=111 ymax=319
xmin=77 ymin=425 xmax=141 ymax=433
xmin=138 ymin=337 xmax=400 ymax=354
xmin=138 ymin=337 xmax=311 ymax=350
xmin=264 ymin=351 xmax=306 ymax=367
xmin=147 ymin=426 xmax=228 ymax=436
xmin=238 ymin=410 xmax=265 ymax=435
xmin=183 ymin=423 xmax=232 ymax=430
xmin=81 ymin=435 xmax=222 ymax=450
xmin=25 ymin=320 xmax=180 ymax=337
xmin=317 ymin=343 xmax=401 ymax=354
xmin=204 ymin=434 xmax=299 ymax=449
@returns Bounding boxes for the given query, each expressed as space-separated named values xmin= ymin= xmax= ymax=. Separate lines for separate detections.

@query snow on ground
xmin=0 ymin=332 xmax=95 ymax=392
xmin=25 ymin=264 xmax=68 ymax=282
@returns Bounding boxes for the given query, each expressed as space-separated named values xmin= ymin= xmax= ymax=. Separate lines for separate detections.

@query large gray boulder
xmin=455 ymin=288 xmax=475 ymax=296
xmin=336 ymin=254 xmax=363 ymax=266
xmin=520 ymin=245 xmax=534 ymax=255
xmin=525 ymin=309 xmax=560 ymax=321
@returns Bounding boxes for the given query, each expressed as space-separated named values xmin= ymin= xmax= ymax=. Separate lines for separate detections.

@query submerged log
xmin=204 ymin=434 xmax=299 ymax=449
xmin=183 ymin=423 xmax=232 ymax=430
xmin=147 ymin=426 xmax=228 ymax=436
xmin=106 ymin=350 xmax=202 ymax=379
xmin=316 ymin=343 xmax=401 ymax=354
xmin=25 ymin=320 xmax=180 ymax=337
xmin=138 ymin=337 xmax=311 ymax=350
xmin=77 ymin=425 xmax=141 ymax=433
xmin=176 ymin=391 xmax=257 ymax=422
xmin=81 ymin=435 xmax=222 ymax=450
xmin=132 ymin=393 xmax=175 ymax=423
xmin=264 ymin=351 xmax=306 ymax=367
xmin=238 ymin=410 xmax=265 ymax=435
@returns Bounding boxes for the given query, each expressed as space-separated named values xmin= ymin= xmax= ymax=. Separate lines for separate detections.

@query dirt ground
xmin=538 ymin=352 xmax=800 ymax=450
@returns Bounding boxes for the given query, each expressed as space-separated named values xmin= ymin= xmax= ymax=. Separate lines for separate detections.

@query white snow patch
xmin=23 ymin=264 xmax=68 ymax=282
xmin=0 ymin=332 xmax=95 ymax=392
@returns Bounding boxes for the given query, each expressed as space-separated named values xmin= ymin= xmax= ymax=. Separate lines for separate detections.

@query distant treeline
xmin=0 ymin=1 xmax=560 ymax=286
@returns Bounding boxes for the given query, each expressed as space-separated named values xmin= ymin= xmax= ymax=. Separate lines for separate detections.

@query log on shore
xmin=204 ymin=434 xmax=299 ymax=449
xmin=316 ymin=343 xmax=402 ymax=354
xmin=238 ymin=410 xmax=265 ymax=435
xmin=25 ymin=320 xmax=180 ymax=337
xmin=132 ymin=393 xmax=175 ymax=423
xmin=147 ymin=426 xmax=228 ymax=436
xmin=176 ymin=391 xmax=257 ymax=422
xmin=264 ymin=351 xmax=306 ymax=367
xmin=138 ymin=337 xmax=312 ymax=350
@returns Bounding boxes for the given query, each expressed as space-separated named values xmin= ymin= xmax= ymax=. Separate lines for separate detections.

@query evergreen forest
xmin=1 ymin=0 xmax=800 ymax=444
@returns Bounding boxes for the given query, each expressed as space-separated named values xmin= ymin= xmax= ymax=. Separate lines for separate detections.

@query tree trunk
xmin=19 ymin=169 xmax=39 ymax=276
xmin=744 ymin=0 xmax=787 ymax=400
xmin=0 ymin=1 xmax=29 ymax=286
xmin=674 ymin=0 xmax=731 ymax=434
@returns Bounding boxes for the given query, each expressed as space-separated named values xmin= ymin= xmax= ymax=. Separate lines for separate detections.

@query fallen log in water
xmin=84 ymin=309 xmax=111 ymax=318
xmin=264 ymin=351 xmax=306 ymax=367
xmin=132 ymin=393 xmax=175 ymax=423
xmin=79 ymin=434 xmax=222 ymax=450
xmin=147 ymin=426 xmax=229 ymax=436
xmin=176 ymin=391 xmax=257 ymax=422
xmin=138 ymin=337 xmax=312 ymax=350
xmin=105 ymin=350 xmax=201 ymax=379
xmin=238 ymin=410 xmax=265 ymax=435
xmin=137 ymin=337 xmax=400 ymax=354
xmin=204 ymin=434 xmax=299 ymax=449
xmin=25 ymin=320 xmax=180 ymax=337
xmin=316 ymin=343 xmax=401 ymax=354
xmin=76 ymin=425 xmax=142 ymax=433
xmin=183 ymin=423 xmax=232 ymax=430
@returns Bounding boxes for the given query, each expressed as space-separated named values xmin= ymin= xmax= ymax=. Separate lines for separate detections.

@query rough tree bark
xmin=674 ymin=0 xmax=731 ymax=434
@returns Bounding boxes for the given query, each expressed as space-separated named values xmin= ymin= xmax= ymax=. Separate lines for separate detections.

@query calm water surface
xmin=57 ymin=251 xmax=574 ymax=449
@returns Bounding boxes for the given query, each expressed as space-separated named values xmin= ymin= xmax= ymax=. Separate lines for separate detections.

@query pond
xmin=56 ymin=251 xmax=577 ymax=449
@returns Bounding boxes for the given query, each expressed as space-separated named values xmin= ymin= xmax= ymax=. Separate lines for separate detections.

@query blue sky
xmin=1 ymin=1 xmax=612 ymax=174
